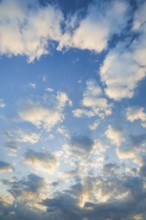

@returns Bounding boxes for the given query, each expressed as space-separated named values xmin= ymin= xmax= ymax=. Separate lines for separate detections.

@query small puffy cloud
xmin=89 ymin=120 xmax=99 ymax=130
xmin=4 ymin=129 xmax=40 ymax=145
xmin=16 ymin=130 xmax=40 ymax=144
xmin=100 ymin=46 xmax=145 ymax=100
xmin=73 ymin=79 xmax=112 ymax=119
xmin=126 ymin=106 xmax=146 ymax=128
xmin=0 ymin=99 xmax=6 ymax=108
xmin=57 ymin=126 xmax=69 ymax=138
xmin=24 ymin=149 xmax=57 ymax=171
xmin=105 ymin=125 xmax=125 ymax=147
xmin=58 ymin=1 xmax=129 ymax=53
xmin=100 ymin=0 xmax=146 ymax=101
xmin=19 ymin=91 xmax=71 ymax=131
xmin=0 ymin=161 xmax=13 ymax=173
xmin=0 ymin=0 xmax=63 ymax=62
xmin=30 ymin=83 xmax=37 ymax=89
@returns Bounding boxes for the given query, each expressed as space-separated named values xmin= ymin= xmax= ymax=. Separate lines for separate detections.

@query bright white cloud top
xmin=0 ymin=0 xmax=146 ymax=220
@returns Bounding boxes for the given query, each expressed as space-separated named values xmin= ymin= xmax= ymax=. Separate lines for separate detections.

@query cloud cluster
xmin=100 ymin=1 xmax=146 ymax=101
xmin=126 ymin=106 xmax=146 ymax=128
xmin=19 ymin=91 xmax=71 ymax=131
xmin=58 ymin=0 xmax=129 ymax=52
xmin=0 ymin=0 xmax=63 ymax=62
xmin=100 ymin=44 xmax=146 ymax=100
xmin=73 ymin=79 xmax=112 ymax=120
xmin=0 ymin=0 xmax=129 ymax=61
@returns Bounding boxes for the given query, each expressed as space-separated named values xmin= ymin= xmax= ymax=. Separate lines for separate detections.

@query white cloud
xmin=19 ymin=91 xmax=71 ymax=131
xmin=105 ymin=125 xmax=125 ymax=147
xmin=16 ymin=130 xmax=40 ymax=144
xmin=57 ymin=126 xmax=69 ymax=138
xmin=100 ymin=1 xmax=146 ymax=101
xmin=89 ymin=120 xmax=99 ymax=130
xmin=126 ymin=106 xmax=146 ymax=128
xmin=58 ymin=1 xmax=129 ymax=53
xmin=100 ymin=46 xmax=145 ymax=100
xmin=73 ymin=79 xmax=112 ymax=119
xmin=0 ymin=0 xmax=63 ymax=62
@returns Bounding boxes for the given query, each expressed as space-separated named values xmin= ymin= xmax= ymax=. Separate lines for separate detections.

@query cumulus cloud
xmin=73 ymin=79 xmax=112 ymax=119
xmin=58 ymin=0 xmax=129 ymax=53
xmin=0 ymin=0 xmax=63 ymax=62
xmin=19 ymin=91 xmax=71 ymax=131
xmin=4 ymin=129 xmax=40 ymax=145
xmin=99 ymin=0 xmax=146 ymax=101
xmin=100 ymin=45 xmax=146 ymax=100
xmin=126 ymin=106 xmax=146 ymax=128
xmin=105 ymin=125 xmax=125 ymax=147
xmin=0 ymin=161 xmax=13 ymax=173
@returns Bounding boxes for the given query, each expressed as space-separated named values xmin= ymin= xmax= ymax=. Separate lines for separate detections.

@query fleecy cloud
xmin=0 ymin=0 xmax=63 ymax=62
xmin=19 ymin=91 xmax=71 ymax=131
xmin=58 ymin=0 xmax=129 ymax=53
xmin=100 ymin=44 xmax=146 ymax=100
xmin=126 ymin=106 xmax=146 ymax=128
xmin=73 ymin=79 xmax=112 ymax=119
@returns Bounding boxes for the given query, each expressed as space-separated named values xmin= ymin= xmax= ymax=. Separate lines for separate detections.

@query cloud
xmin=100 ymin=44 xmax=146 ymax=100
xmin=58 ymin=0 xmax=129 ymax=53
xmin=16 ymin=130 xmax=40 ymax=144
xmin=0 ymin=0 xmax=63 ymax=62
xmin=105 ymin=125 xmax=125 ymax=147
xmin=73 ymin=79 xmax=112 ymax=119
xmin=24 ymin=149 xmax=57 ymax=172
xmin=0 ymin=99 xmax=6 ymax=108
xmin=4 ymin=129 xmax=40 ymax=145
xmin=70 ymin=135 xmax=94 ymax=154
xmin=99 ymin=0 xmax=146 ymax=101
xmin=19 ymin=91 xmax=71 ymax=131
xmin=132 ymin=1 xmax=146 ymax=67
xmin=0 ymin=161 xmax=13 ymax=173
xmin=126 ymin=106 xmax=146 ymax=128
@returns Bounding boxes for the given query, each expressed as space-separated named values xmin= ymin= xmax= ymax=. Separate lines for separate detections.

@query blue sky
xmin=0 ymin=0 xmax=146 ymax=219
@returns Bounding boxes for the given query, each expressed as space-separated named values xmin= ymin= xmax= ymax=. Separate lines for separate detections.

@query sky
xmin=0 ymin=0 xmax=146 ymax=219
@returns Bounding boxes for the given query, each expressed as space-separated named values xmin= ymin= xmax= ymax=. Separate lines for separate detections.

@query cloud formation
xmin=0 ymin=0 xmax=63 ymax=62
xmin=19 ymin=92 xmax=71 ymax=131
xmin=58 ymin=0 xmax=129 ymax=52
xmin=73 ymin=79 xmax=112 ymax=119
xmin=126 ymin=106 xmax=146 ymax=128
xmin=100 ymin=45 xmax=146 ymax=100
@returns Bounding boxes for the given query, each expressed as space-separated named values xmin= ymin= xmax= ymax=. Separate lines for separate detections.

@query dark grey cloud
xmin=1 ymin=174 xmax=146 ymax=219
